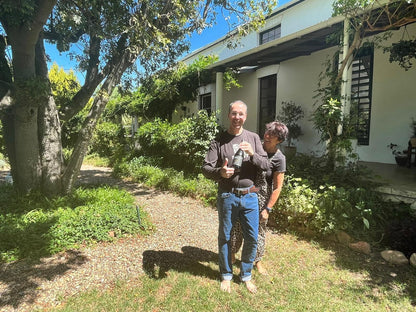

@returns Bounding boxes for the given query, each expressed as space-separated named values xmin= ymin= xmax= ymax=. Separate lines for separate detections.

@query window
xmin=199 ymin=93 xmax=212 ymax=115
xmin=351 ymin=46 xmax=373 ymax=146
xmin=258 ymin=75 xmax=277 ymax=137
xmin=260 ymin=25 xmax=281 ymax=45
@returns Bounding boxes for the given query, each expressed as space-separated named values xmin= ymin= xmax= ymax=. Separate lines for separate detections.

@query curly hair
xmin=265 ymin=121 xmax=289 ymax=143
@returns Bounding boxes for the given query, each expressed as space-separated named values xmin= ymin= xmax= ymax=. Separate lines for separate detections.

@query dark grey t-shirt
xmin=266 ymin=149 xmax=286 ymax=185
xmin=202 ymin=129 xmax=268 ymax=191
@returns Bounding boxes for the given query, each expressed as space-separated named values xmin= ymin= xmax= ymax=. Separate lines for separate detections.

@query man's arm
xmin=201 ymin=140 xmax=222 ymax=181
xmin=249 ymin=134 xmax=269 ymax=170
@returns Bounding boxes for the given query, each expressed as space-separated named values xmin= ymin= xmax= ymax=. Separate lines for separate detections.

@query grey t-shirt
xmin=202 ymin=129 xmax=268 ymax=191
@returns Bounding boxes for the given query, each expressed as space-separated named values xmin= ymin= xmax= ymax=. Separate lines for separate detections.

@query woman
xmin=231 ymin=121 xmax=288 ymax=275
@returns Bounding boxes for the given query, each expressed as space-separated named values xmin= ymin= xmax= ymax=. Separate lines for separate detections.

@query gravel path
xmin=0 ymin=166 xmax=218 ymax=312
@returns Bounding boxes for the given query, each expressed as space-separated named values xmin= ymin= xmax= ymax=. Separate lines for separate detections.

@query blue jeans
xmin=217 ymin=189 xmax=259 ymax=282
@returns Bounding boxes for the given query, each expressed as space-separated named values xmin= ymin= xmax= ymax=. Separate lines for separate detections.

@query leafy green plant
xmin=122 ymin=157 xmax=217 ymax=206
xmin=384 ymin=39 xmax=416 ymax=71
xmin=311 ymin=98 xmax=357 ymax=169
xmin=90 ymin=121 xmax=128 ymax=165
xmin=276 ymin=172 xmax=385 ymax=238
xmin=275 ymin=101 xmax=304 ymax=147
xmin=135 ymin=110 xmax=219 ymax=174
xmin=0 ymin=185 xmax=150 ymax=262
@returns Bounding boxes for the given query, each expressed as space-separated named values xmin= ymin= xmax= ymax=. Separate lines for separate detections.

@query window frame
xmin=259 ymin=25 xmax=282 ymax=45
xmin=258 ymin=74 xmax=277 ymax=137
xmin=351 ymin=46 xmax=374 ymax=146
xmin=199 ymin=93 xmax=212 ymax=115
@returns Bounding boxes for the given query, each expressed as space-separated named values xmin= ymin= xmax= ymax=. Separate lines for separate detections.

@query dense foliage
xmin=0 ymin=0 xmax=276 ymax=196
xmin=90 ymin=121 xmax=129 ymax=165
xmin=49 ymin=63 xmax=90 ymax=149
xmin=134 ymin=110 xmax=220 ymax=174
xmin=116 ymin=156 xmax=217 ymax=206
xmin=0 ymin=185 xmax=150 ymax=262
xmin=125 ymin=56 xmax=217 ymax=121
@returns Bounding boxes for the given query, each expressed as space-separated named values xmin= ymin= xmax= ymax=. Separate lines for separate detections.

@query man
xmin=202 ymin=100 xmax=268 ymax=293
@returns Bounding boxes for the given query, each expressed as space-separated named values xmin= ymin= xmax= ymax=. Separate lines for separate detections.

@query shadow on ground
xmin=0 ymin=250 xmax=87 ymax=310
xmin=142 ymin=246 xmax=218 ymax=280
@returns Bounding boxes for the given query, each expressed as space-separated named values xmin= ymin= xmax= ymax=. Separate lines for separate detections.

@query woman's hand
xmin=260 ymin=209 xmax=269 ymax=222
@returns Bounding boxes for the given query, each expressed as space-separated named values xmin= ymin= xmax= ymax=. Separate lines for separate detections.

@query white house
xmin=177 ymin=0 xmax=416 ymax=166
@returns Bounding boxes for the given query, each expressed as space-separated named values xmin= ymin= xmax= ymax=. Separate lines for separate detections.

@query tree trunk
xmin=62 ymin=50 xmax=136 ymax=193
xmin=9 ymin=37 xmax=42 ymax=193
xmin=1 ymin=0 xmax=59 ymax=195
xmin=36 ymin=36 xmax=64 ymax=195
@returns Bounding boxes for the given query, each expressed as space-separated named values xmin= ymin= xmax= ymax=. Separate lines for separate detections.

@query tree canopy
xmin=333 ymin=0 xmax=416 ymax=81
xmin=0 ymin=0 xmax=276 ymax=195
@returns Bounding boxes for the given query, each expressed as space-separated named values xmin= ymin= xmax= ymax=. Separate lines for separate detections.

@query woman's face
xmin=263 ymin=132 xmax=280 ymax=153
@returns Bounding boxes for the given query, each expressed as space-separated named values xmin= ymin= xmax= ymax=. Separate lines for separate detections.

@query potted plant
xmin=388 ymin=143 xmax=408 ymax=166
xmin=410 ymin=117 xmax=416 ymax=147
xmin=275 ymin=101 xmax=304 ymax=157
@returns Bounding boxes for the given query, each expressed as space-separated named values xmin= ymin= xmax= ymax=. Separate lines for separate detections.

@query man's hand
xmin=239 ymin=141 xmax=254 ymax=156
xmin=220 ymin=158 xmax=235 ymax=178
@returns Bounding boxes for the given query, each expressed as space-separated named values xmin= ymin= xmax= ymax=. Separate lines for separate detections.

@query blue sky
xmin=47 ymin=0 xmax=292 ymax=83
xmin=185 ymin=0 xmax=290 ymax=53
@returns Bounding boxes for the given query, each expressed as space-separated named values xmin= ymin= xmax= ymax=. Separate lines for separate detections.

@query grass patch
xmin=0 ymin=184 xmax=151 ymax=262
xmin=83 ymin=153 xmax=111 ymax=167
xmin=53 ymin=233 xmax=416 ymax=312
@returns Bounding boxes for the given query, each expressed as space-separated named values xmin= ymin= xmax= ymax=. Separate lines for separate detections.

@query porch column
xmin=340 ymin=18 xmax=352 ymax=131
xmin=215 ymin=71 xmax=224 ymax=126
xmin=339 ymin=18 xmax=356 ymax=159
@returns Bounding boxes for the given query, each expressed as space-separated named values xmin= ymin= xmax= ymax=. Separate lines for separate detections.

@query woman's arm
xmin=266 ymin=171 xmax=284 ymax=208
xmin=260 ymin=171 xmax=284 ymax=221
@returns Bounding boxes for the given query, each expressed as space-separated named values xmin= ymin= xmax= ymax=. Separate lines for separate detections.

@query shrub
xmin=90 ymin=121 xmax=129 ymax=164
xmin=382 ymin=202 xmax=416 ymax=257
xmin=0 ymin=185 xmax=149 ymax=262
xmin=135 ymin=110 xmax=219 ymax=174
xmin=273 ymin=154 xmax=397 ymax=241
xmin=124 ymin=157 xmax=217 ymax=206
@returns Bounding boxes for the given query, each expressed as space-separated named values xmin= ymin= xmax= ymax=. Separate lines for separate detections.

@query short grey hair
xmin=228 ymin=100 xmax=248 ymax=113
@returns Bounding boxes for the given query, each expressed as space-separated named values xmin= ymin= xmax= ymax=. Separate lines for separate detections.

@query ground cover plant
xmin=116 ymin=155 xmax=217 ymax=207
xmin=0 ymin=184 xmax=151 ymax=263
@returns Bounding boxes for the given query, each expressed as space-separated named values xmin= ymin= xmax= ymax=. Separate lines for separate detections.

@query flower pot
xmin=395 ymin=155 xmax=408 ymax=166
xmin=410 ymin=137 xmax=416 ymax=148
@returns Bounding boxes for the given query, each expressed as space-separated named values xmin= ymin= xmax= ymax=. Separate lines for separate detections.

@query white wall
xmin=280 ymin=0 xmax=334 ymax=37
xmin=182 ymin=0 xmax=335 ymax=65
xmin=357 ymin=23 xmax=416 ymax=164
xmin=275 ymin=47 xmax=337 ymax=155
xmin=182 ymin=0 xmax=416 ymax=165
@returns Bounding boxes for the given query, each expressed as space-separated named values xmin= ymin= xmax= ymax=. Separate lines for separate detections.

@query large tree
xmin=0 ymin=0 xmax=275 ymax=195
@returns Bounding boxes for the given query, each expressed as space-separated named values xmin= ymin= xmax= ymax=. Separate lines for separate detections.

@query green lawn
xmin=53 ymin=232 xmax=416 ymax=312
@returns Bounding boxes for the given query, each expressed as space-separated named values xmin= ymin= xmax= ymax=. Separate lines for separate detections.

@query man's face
xmin=228 ymin=103 xmax=247 ymax=131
